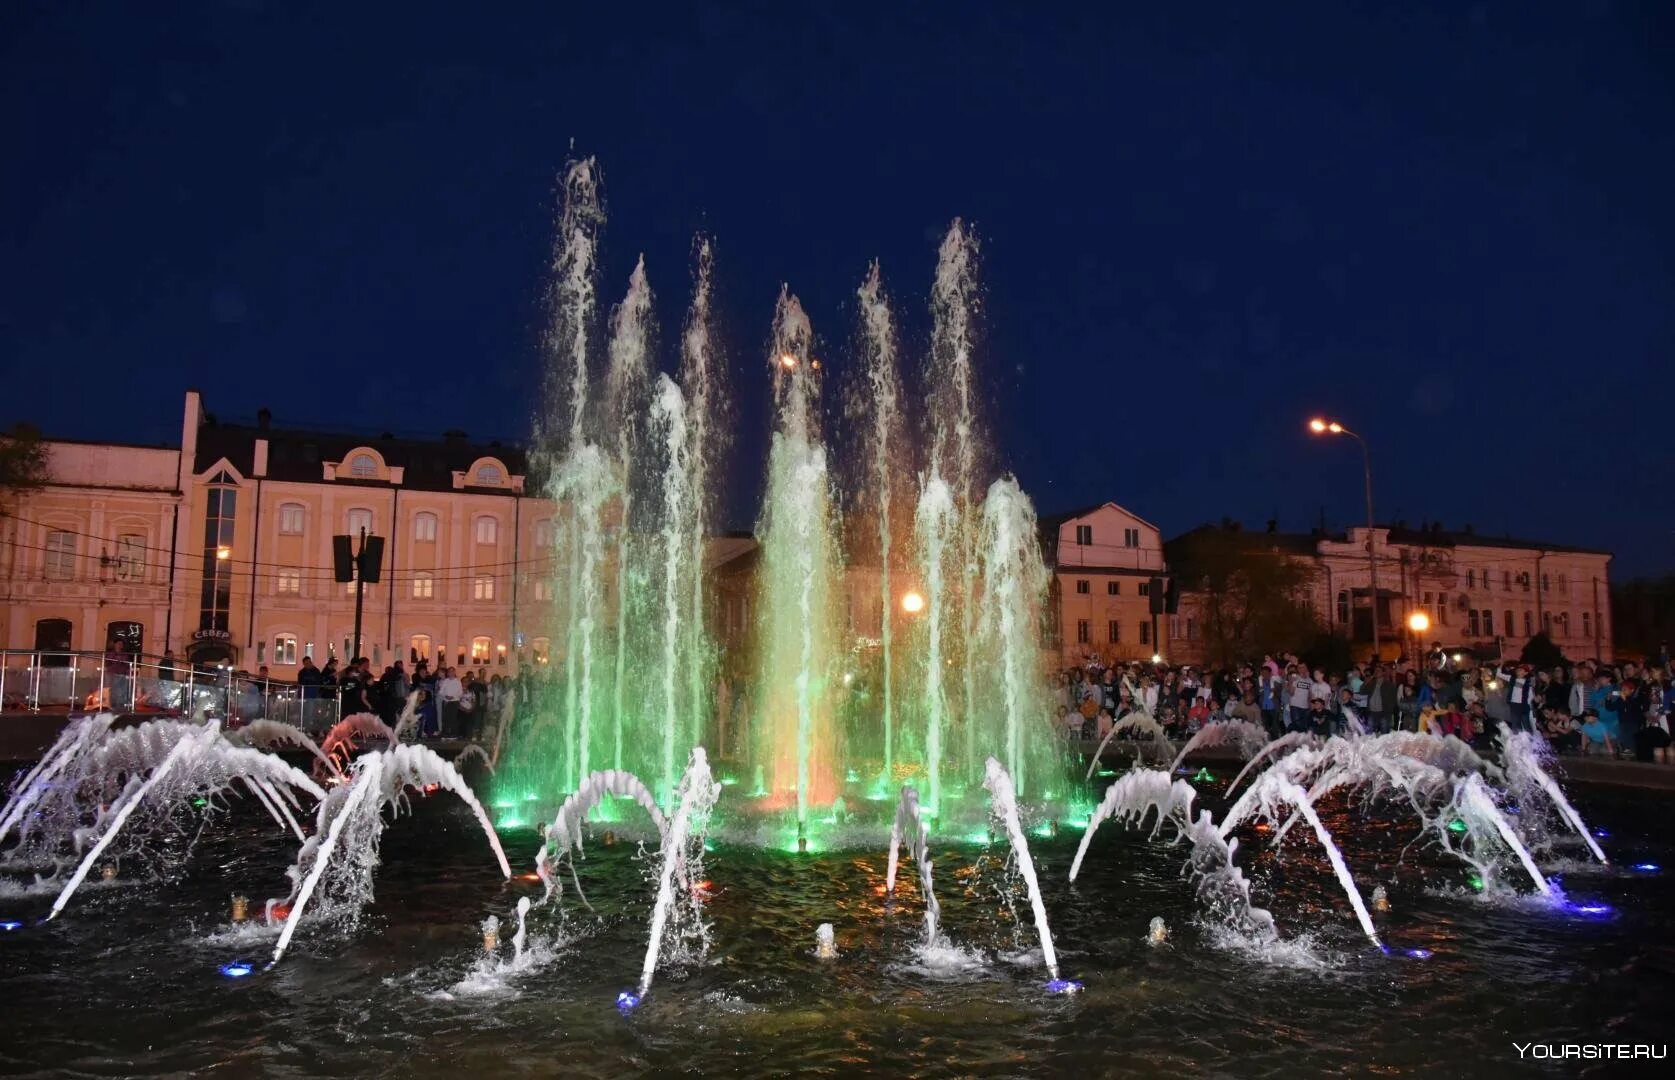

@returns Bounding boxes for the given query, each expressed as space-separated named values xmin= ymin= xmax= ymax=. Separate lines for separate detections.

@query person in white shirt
xmin=437 ymin=667 xmax=464 ymax=739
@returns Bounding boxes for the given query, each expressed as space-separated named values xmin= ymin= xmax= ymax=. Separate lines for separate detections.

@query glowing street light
xmin=1407 ymin=611 xmax=1431 ymax=634
xmin=779 ymin=353 xmax=798 ymax=370
xmin=1308 ymin=416 xmax=1380 ymax=662
xmin=901 ymin=591 xmax=925 ymax=615
xmin=215 ymin=546 xmax=231 ymax=560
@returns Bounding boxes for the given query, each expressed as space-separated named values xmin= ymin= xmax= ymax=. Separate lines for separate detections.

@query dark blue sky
xmin=4 ymin=2 xmax=1671 ymax=573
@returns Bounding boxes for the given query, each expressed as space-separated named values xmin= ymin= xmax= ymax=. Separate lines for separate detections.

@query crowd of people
xmin=1059 ymin=642 xmax=1675 ymax=765
xmin=291 ymin=655 xmax=519 ymax=741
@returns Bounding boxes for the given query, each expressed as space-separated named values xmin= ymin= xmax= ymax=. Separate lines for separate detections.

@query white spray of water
xmin=680 ymin=239 xmax=719 ymax=757
xmin=232 ymin=719 xmax=340 ymax=777
xmin=885 ymin=785 xmax=942 ymax=945
xmin=534 ymin=768 xmax=666 ymax=904
xmin=1456 ymin=773 xmax=1553 ymax=897
xmin=981 ymin=757 xmax=1058 ymax=979
xmin=1496 ymin=723 xmax=1606 ymax=863
xmin=1225 ymin=732 xmax=1318 ymax=799
xmin=651 ymin=375 xmax=691 ymax=807
xmin=977 ymin=479 xmax=1050 ymax=795
xmin=915 ymin=475 xmax=955 ymax=810
xmin=1085 ymin=712 xmax=1170 ymax=779
xmin=606 ymin=256 xmax=654 ymax=777
xmin=0 ymin=713 xmax=115 ymax=847
xmin=1168 ymin=719 xmax=1270 ymax=774
xmin=858 ymin=261 xmax=902 ymax=787
xmin=639 ymin=747 xmax=721 ymax=998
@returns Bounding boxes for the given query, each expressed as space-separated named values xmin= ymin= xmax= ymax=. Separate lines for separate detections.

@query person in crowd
xmin=1396 ymin=670 xmax=1422 ymax=732
xmin=437 ymin=666 xmax=464 ymax=739
xmin=1363 ymin=664 xmax=1396 ymax=734
xmin=1579 ymin=707 xmax=1615 ymax=756
xmin=1286 ymin=664 xmax=1314 ymax=732
xmin=1541 ymin=706 xmax=1582 ymax=755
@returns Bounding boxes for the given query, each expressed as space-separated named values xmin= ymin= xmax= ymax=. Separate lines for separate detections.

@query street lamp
xmin=1407 ymin=611 xmax=1430 ymax=668
xmin=1309 ymin=417 xmax=1381 ymax=663
xmin=901 ymin=591 xmax=925 ymax=615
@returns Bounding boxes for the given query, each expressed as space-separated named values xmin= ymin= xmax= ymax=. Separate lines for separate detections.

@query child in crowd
xmin=1579 ymin=708 xmax=1615 ymax=756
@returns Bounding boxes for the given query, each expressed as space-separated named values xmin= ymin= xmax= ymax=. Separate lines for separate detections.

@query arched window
xmin=475 ymin=464 xmax=503 ymax=485
xmin=1466 ymin=569 xmax=1476 ymax=589
xmin=278 ymin=503 xmax=305 ymax=535
xmin=1483 ymin=610 xmax=1495 ymax=636
xmin=347 ymin=508 xmax=373 ymax=536
xmin=412 ymin=572 xmax=434 ymax=599
xmin=414 ymin=512 xmax=438 ymax=542
xmin=1504 ymin=610 xmax=1515 ymax=637
xmin=531 ymin=636 xmax=551 ymax=664
xmin=1336 ymin=590 xmax=1350 ymax=625
xmin=34 ymin=618 xmax=73 ymax=659
xmin=470 ymin=636 xmax=492 ymax=664
xmin=474 ymin=516 xmax=498 ymax=545
xmin=409 ymin=635 xmax=432 ymax=663
xmin=1468 ymin=610 xmax=1480 ymax=636
xmin=1523 ymin=611 xmax=1533 ymax=636
xmin=273 ymin=634 xmax=298 ymax=666
xmin=350 ymin=454 xmax=378 ymax=478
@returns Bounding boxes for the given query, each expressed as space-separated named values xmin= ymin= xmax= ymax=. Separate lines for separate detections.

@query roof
xmin=1037 ymin=501 xmax=1162 ymax=534
xmin=194 ymin=421 xmax=533 ymax=495
xmin=1167 ymin=521 xmax=1611 ymax=559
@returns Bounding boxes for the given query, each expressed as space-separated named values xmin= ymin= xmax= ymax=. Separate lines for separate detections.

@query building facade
xmin=2 ymin=391 xmax=562 ymax=677
xmin=1164 ymin=523 xmax=1614 ymax=666
xmin=1039 ymin=502 xmax=1169 ymax=665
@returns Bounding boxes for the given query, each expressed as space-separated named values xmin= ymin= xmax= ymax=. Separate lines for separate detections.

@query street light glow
xmin=1407 ymin=611 xmax=1431 ymax=634
xmin=779 ymin=353 xmax=798 ymax=370
xmin=1309 ymin=418 xmax=1327 ymax=433
xmin=215 ymin=546 xmax=231 ymax=560
xmin=901 ymin=591 xmax=925 ymax=614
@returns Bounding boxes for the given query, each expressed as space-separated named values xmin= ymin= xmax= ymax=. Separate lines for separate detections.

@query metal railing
xmin=0 ymin=650 xmax=342 ymax=733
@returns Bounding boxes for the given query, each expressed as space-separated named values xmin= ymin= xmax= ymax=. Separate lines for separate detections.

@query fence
xmin=0 ymin=650 xmax=342 ymax=733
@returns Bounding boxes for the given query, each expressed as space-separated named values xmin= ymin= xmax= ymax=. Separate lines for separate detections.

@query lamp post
xmin=1309 ymin=418 xmax=1381 ymax=663
xmin=1407 ymin=611 xmax=1431 ymax=670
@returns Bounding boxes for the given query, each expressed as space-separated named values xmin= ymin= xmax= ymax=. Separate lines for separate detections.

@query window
xmin=277 ymin=567 xmax=301 ymax=594
xmin=532 ymin=579 xmax=551 ymax=601
xmin=1169 ymin=616 xmax=1181 ymax=639
xmin=1582 ymin=612 xmax=1592 ymax=639
xmin=471 ymin=636 xmax=493 ymax=663
xmin=1107 ymin=620 xmax=1120 ymax=643
xmin=1524 ymin=611 xmax=1533 ymax=636
xmin=45 ymin=530 xmax=76 ymax=580
xmin=1541 ymin=574 xmax=1549 ymax=593
xmin=1503 ymin=610 xmax=1514 ymax=637
xmin=273 ymin=634 xmax=298 ymax=666
xmin=1075 ymin=579 xmax=1090 ymax=595
xmin=473 ymin=575 xmax=494 ymax=601
xmin=1483 ymin=610 xmax=1494 ymax=636
xmin=535 ymin=519 xmax=554 ymax=548
xmin=1075 ymin=619 xmax=1090 ymax=644
xmin=199 ymin=483 xmax=237 ymax=633
xmin=476 ymin=464 xmax=503 ymax=485
xmin=1468 ymin=610 xmax=1480 ymax=636
xmin=1557 ymin=573 xmax=1567 ymax=592
xmin=412 ymin=572 xmax=434 ymax=599
xmin=349 ymin=454 xmax=378 ymax=478
xmin=115 ymin=534 xmax=145 ymax=581
xmin=1124 ymin=528 xmax=1140 ymax=548
xmin=1432 ymin=592 xmax=1446 ymax=625
xmin=1138 ymin=582 xmax=1151 ymax=596
xmin=475 ymin=516 xmax=499 ymax=544
xmin=1074 ymin=524 xmax=1092 ymax=546
xmin=347 ymin=508 xmax=373 ymax=536
xmin=531 ymin=637 xmax=551 ymax=664
xmin=410 ymin=635 xmax=432 ymax=662
xmin=1557 ymin=612 xmax=1569 ymax=637
xmin=1106 ymin=581 xmax=1120 ymax=596
xmin=414 ymin=512 xmax=438 ymax=542
xmin=278 ymin=503 xmax=305 ymax=535
xmin=1140 ymin=622 xmax=1152 ymax=645
xmin=1186 ymin=618 xmax=1197 ymax=641
xmin=1336 ymin=590 xmax=1350 ymax=625
xmin=1542 ymin=612 xmax=1551 ymax=635
xmin=1466 ymin=569 xmax=1476 ymax=589
xmin=1519 ymin=573 xmax=1531 ymax=593
xmin=1503 ymin=570 xmax=1511 ymax=591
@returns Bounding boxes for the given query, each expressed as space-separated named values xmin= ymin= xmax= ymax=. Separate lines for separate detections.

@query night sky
xmin=4 ymin=2 xmax=1671 ymax=574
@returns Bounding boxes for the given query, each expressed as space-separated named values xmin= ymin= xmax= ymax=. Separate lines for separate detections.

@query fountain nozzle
xmin=482 ymin=914 xmax=501 ymax=953
xmin=100 ymin=865 xmax=116 ymax=882
xmin=1048 ymin=819 xmax=1060 ymax=838
xmin=230 ymin=895 xmax=249 ymax=923
xmin=1148 ymin=917 xmax=1169 ymax=946
xmin=815 ymin=922 xmax=836 ymax=959
xmin=602 ymin=830 xmax=617 ymax=847
xmin=1372 ymin=885 xmax=1390 ymax=913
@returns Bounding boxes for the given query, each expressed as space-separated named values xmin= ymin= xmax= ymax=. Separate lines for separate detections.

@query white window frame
xmin=278 ymin=503 xmax=305 ymax=535
xmin=45 ymin=530 xmax=76 ymax=580
xmin=474 ymin=515 xmax=499 ymax=545
xmin=473 ymin=575 xmax=494 ymax=601
xmin=412 ymin=572 xmax=434 ymax=599
xmin=414 ymin=512 xmax=438 ymax=542
xmin=273 ymin=634 xmax=298 ymax=666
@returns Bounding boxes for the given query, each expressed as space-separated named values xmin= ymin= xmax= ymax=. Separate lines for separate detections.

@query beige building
xmin=1164 ymin=522 xmax=1614 ymax=666
xmin=1039 ymin=502 xmax=1169 ymax=666
xmin=2 ymin=391 xmax=560 ymax=677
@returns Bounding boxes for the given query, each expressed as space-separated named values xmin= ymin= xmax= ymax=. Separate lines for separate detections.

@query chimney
xmin=256 ymin=407 xmax=271 ymax=430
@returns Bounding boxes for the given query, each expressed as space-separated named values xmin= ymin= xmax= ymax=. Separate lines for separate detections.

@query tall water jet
xmin=927 ymin=221 xmax=985 ymax=774
xmin=606 ymin=257 xmax=655 ymax=778
xmin=680 ymin=239 xmax=721 ymax=759
xmin=556 ymin=445 xmax=615 ymax=791
xmin=974 ymin=478 xmax=1052 ymax=796
xmin=885 ymin=785 xmax=941 ymax=945
xmin=650 ymin=376 xmax=692 ymax=808
xmin=914 ymin=476 xmax=956 ymax=811
xmin=857 ymin=262 xmax=905 ymax=791
xmin=1496 ymin=723 xmax=1606 ymax=863
xmin=755 ymin=288 xmax=840 ymax=829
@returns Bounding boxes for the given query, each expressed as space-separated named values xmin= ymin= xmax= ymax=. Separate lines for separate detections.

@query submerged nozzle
xmin=1371 ymin=885 xmax=1390 ymax=913
xmin=816 ymin=922 xmax=836 ymax=959
xmin=482 ymin=914 xmax=501 ymax=953
xmin=230 ymin=895 xmax=249 ymax=923
xmin=1147 ymin=917 xmax=1169 ymax=946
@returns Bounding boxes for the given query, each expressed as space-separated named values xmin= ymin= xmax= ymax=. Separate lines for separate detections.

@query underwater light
xmin=219 ymin=961 xmax=254 ymax=978
xmin=1191 ymin=768 xmax=1215 ymax=783
xmin=1631 ymin=863 xmax=1659 ymax=873
xmin=0 ymin=919 xmax=23 ymax=931
xmin=1447 ymin=819 xmax=1468 ymax=834
xmin=1593 ymin=828 xmax=1610 ymax=839
xmin=616 ymin=990 xmax=641 ymax=1011
xmin=1572 ymin=904 xmax=1613 ymax=916
xmin=1406 ymin=949 xmax=1433 ymax=960
xmin=1045 ymin=979 xmax=1083 ymax=995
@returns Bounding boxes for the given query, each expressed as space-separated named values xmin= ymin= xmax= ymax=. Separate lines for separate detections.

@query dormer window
xmin=476 ymin=463 xmax=503 ymax=485
xmin=350 ymin=454 xmax=378 ymax=478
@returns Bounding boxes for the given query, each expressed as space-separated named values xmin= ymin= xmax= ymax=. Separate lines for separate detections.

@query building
xmin=2 ymin=391 xmax=560 ymax=677
xmin=1163 ymin=522 xmax=1614 ymax=666
xmin=1039 ymin=502 xmax=1168 ymax=665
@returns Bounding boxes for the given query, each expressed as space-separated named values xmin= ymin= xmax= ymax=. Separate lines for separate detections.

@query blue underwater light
xmin=616 ymin=990 xmax=641 ymax=1011
xmin=0 ymin=919 xmax=23 ymax=931
xmin=1631 ymin=863 xmax=1659 ymax=873
xmin=1406 ymin=949 xmax=1433 ymax=960
xmin=1045 ymin=979 xmax=1083 ymax=995
xmin=219 ymin=961 xmax=254 ymax=978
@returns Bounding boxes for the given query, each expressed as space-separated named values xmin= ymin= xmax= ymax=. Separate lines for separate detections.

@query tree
xmin=0 ymin=423 xmax=47 ymax=508
xmin=1169 ymin=527 xmax=1324 ymax=667
xmin=1519 ymin=632 xmax=1565 ymax=671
